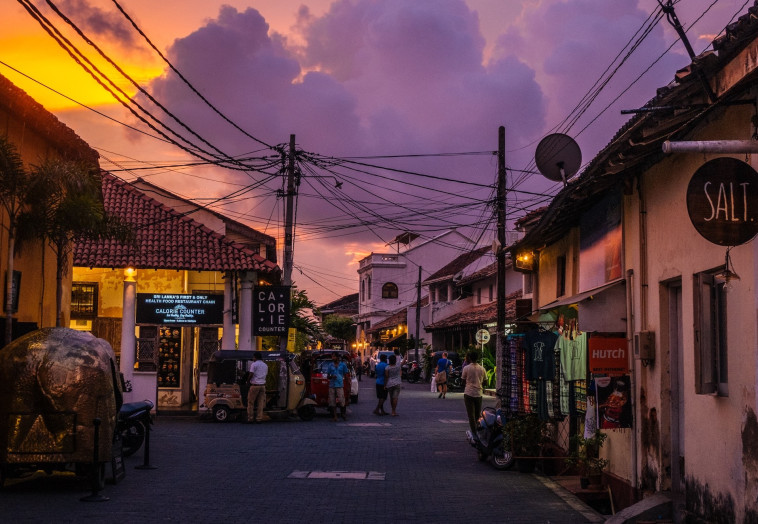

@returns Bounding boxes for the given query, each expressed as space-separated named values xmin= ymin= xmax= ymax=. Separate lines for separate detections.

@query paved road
xmin=0 ymin=380 xmax=602 ymax=523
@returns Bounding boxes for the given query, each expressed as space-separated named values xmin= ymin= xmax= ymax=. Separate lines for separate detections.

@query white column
xmin=120 ymin=268 xmax=137 ymax=401
xmin=238 ymin=271 xmax=254 ymax=351
xmin=222 ymin=271 xmax=235 ymax=350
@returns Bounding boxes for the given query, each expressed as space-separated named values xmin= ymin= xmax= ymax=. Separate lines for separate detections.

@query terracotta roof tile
xmin=425 ymin=290 xmax=522 ymax=331
xmin=424 ymin=246 xmax=492 ymax=283
xmin=73 ymin=173 xmax=280 ymax=274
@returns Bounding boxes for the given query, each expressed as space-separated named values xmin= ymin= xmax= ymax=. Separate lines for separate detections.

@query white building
xmin=355 ymin=230 xmax=474 ymax=351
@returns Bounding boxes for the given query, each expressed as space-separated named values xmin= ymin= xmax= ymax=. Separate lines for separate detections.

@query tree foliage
xmin=17 ymin=159 xmax=132 ymax=326
xmin=0 ymin=136 xmax=28 ymax=345
xmin=321 ymin=315 xmax=355 ymax=343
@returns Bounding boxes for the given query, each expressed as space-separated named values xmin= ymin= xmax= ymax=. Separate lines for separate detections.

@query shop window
xmin=71 ymin=282 xmax=98 ymax=319
xmin=382 ymin=282 xmax=398 ymax=299
xmin=557 ymin=255 xmax=567 ymax=297
xmin=693 ymin=271 xmax=728 ymax=396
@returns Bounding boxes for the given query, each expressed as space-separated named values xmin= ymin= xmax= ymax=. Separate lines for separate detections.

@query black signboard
xmin=687 ymin=157 xmax=758 ymax=246
xmin=136 ymin=294 xmax=223 ymax=325
xmin=253 ymin=286 xmax=291 ymax=335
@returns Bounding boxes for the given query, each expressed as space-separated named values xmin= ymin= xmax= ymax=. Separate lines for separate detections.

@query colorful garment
xmin=556 ymin=331 xmax=588 ymax=381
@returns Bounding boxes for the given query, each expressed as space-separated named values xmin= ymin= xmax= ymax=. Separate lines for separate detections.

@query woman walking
xmin=373 ymin=353 xmax=389 ymax=415
xmin=385 ymin=354 xmax=402 ymax=416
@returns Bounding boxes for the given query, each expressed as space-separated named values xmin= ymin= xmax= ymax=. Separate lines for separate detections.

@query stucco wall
xmin=627 ymin=102 xmax=758 ymax=519
xmin=0 ymin=107 xmax=74 ymax=330
xmin=536 ymin=229 xmax=579 ymax=307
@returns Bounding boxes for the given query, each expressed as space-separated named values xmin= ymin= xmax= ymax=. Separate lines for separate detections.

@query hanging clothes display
xmin=557 ymin=330 xmax=588 ymax=381
xmin=524 ymin=330 xmax=557 ymax=381
xmin=506 ymin=334 xmax=523 ymax=415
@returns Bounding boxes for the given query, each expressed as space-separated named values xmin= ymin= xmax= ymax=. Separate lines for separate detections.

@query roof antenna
xmin=659 ymin=0 xmax=717 ymax=103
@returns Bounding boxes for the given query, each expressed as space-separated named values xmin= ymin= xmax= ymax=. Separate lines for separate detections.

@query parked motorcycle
xmin=405 ymin=361 xmax=423 ymax=383
xmin=116 ymin=400 xmax=153 ymax=457
xmin=466 ymin=407 xmax=514 ymax=470
xmin=447 ymin=366 xmax=464 ymax=391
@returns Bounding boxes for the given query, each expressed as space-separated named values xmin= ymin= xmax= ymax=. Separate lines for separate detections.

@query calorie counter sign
xmin=253 ymin=285 xmax=291 ymax=336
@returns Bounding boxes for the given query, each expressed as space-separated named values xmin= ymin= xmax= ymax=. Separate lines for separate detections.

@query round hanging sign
xmin=475 ymin=329 xmax=490 ymax=344
xmin=686 ymin=157 xmax=758 ymax=246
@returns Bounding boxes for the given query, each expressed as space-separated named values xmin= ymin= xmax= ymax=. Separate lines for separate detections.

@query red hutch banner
xmin=588 ymin=337 xmax=628 ymax=376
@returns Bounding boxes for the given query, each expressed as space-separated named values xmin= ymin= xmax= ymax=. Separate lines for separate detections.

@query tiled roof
xmin=319 ymin=293 xmax=359 ymax=316
xmin=0 ymin=73 xmax=98 ymax=164
xmin=367 ymin=296 xmax=429 ymax=334
xmin=424 ymin=246 xmax=492 ymax=283
xmin=457 ymin=261 xmax=497 ymax=287
xmin=74 ymin=173 xmax=280 ymax=274
xmin=425 ymin=290 xmax=522 ymax=331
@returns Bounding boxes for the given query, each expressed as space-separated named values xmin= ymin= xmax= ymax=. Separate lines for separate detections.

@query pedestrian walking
xmin=327 ymin=352 xmax=350 ymax=421
xmin=355 ymin=352 xmax=363 ymax=382
xmin=385 ymin=354 xmax=402 ymax=416
xmin=373 ymin=353 xmax=389 ymax=415
xmin=247 ymin=351 xmax=268 ymax=423
xmin=461 ymin=350 xmax=487 ymax=433
xmin=435 ymin=351 xmax=451 ymax=398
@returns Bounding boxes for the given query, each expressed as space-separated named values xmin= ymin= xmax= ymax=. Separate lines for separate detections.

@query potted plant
xmin=566 ymin=430 xmax=609 ymax=488
xmin=504 ymin=414 xmax=546 ymax=473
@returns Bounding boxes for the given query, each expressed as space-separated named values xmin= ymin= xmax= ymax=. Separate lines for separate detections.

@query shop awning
xmin=539 ymin=278 xmax=624 ymax=311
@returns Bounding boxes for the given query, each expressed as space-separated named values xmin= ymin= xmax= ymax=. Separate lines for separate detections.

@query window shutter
xmin=694 ymin=272 xmax=717 ymax=394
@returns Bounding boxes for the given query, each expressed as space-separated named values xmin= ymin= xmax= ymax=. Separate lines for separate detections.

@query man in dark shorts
xmin=373 ymin=353 xmax=389 ymax=415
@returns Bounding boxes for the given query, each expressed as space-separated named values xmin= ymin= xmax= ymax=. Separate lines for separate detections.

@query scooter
xmin=466 ymin=407 xmax=514 ymax=470
xmin=447 ymin=366 xmax=464 ymax=391
xmin=116 ymin=400 xmax=154 ymax=457
xmin=405 ymin=361 xmax=423 ymax=383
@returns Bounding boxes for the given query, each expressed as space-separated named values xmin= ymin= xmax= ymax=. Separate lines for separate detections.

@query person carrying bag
xmin=435 ymin=352 xmax=450 ymax=399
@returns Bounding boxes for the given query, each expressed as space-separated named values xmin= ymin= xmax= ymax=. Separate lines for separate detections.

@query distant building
xmin=355 ymin=230 xmax=474 ymax=351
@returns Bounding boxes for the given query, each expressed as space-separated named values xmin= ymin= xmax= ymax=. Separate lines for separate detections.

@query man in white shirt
xmin=247 ymin=352 xmax=268 ymax=423
xmin=461 ymin=350 xmax=487 ymax=433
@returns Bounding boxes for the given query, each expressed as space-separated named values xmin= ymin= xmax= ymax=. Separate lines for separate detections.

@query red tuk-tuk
xmin=298 ymin=350 xmax=356 ymax=411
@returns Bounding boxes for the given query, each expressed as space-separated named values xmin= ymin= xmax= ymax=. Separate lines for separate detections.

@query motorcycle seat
xmin=119 ymin=400 xmax=153 ymax=418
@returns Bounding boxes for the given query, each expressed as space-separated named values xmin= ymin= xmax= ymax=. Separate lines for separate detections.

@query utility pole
xmin=283 ymin=134 xmax=296 ymax=287
xmin=280 ymin=134 xmax=296 ymax=351
xmin=496 ymin=126 xmax=506 ymax=402
xmin=414 ymin=265 xmax=422 ymax=364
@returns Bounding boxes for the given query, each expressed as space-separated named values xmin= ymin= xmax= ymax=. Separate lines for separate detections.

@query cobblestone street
xmin=0 ymin=380 xmax=603 ymax=523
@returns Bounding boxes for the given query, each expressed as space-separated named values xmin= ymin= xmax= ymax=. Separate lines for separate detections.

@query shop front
xmin=134 ymin=293 xmax=225 ymax=410
xmin=72 ymin=174 xmax=280 ymax=411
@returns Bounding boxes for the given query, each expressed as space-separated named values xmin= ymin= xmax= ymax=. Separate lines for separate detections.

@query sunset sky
xmin=1 ymin=0 xmax=750 ymax=304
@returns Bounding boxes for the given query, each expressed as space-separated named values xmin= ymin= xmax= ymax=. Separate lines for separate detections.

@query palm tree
xmin=18 ymin=159 xmax=132 ymax=327
xmin=0 ymin=136 xmax=30 ymax=346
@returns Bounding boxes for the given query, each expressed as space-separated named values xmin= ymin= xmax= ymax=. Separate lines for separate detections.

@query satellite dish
xmin=535 ymin=133 xmax=582 ymax=185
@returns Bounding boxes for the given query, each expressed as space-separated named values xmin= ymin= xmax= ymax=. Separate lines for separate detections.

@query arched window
xmin=381 ymin=282 xmax=398 ymax=299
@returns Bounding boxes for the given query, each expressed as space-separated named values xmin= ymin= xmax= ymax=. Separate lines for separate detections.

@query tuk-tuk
xmin=298 ymin=350 xmax=356 ymax=411
xmin=0 ymin=328 xmax=122 ymax=488
xmin=203 ymin=350 xmax=316 ymax=422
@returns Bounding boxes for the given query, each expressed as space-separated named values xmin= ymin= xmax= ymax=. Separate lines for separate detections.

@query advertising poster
xmin=588 ymin=337 xmax=628 ymax=375
xmin=595 ymin=375 xmax=633 ymax=429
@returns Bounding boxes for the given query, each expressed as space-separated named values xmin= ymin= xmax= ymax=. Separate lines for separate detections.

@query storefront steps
xmin=603 ymin=492 xmax=672 ymax=524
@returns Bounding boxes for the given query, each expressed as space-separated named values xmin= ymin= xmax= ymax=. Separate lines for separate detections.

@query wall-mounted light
xmin=124 ymin=266 xmax=137 ymax=282
xmin=514 ymin=251 xmax=536 ymax=272
xmin=717 ymin=247 xmax=740 ymax=292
